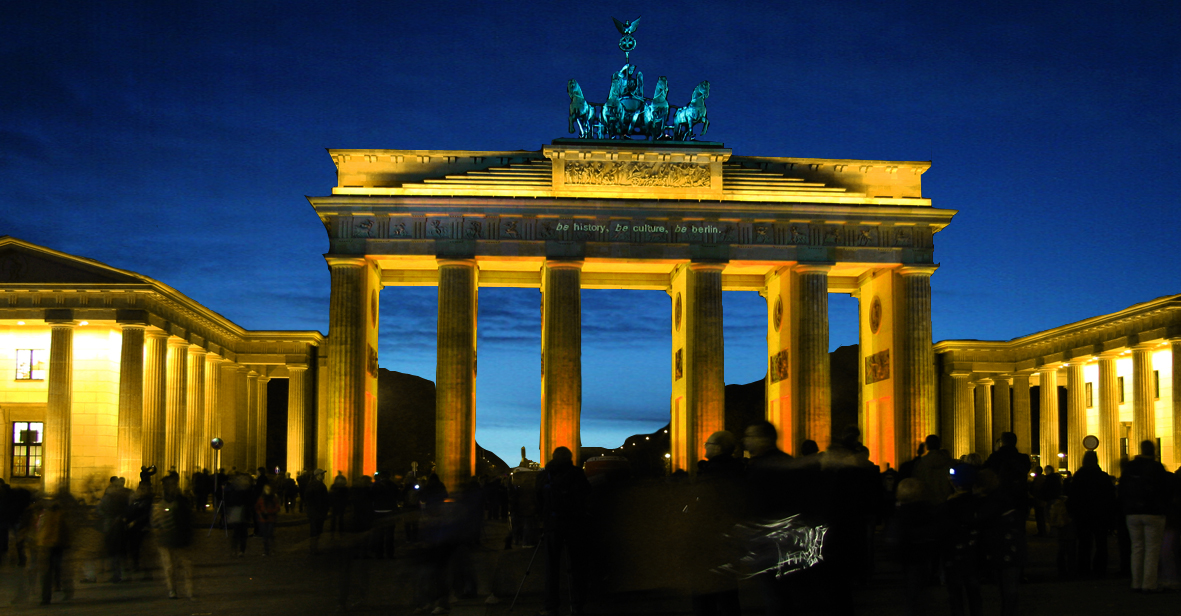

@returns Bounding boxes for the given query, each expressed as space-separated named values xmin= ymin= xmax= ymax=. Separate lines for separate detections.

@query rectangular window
xmin=14 ymin=349 xmax=47 ymax=380
xmin=1155 ymin=370 xmax=1160 ymax=400
xmin=1085 ymin=382 xmax=1093 ymax=408
xmin=1118 ymin=376 xmax=1125 ymax=403
xmin=11 ymin=421 xmax=43 ymax=478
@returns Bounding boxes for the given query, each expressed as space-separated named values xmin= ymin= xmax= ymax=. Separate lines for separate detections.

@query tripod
xmin=509 ymin=534 xmax=546 ymax=613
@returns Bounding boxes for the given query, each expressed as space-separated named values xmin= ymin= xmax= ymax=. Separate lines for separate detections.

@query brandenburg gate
xmin=310 ymin=141 xmax=955 ymax=487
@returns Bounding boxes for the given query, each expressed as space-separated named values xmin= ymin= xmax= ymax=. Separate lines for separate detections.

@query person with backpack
xmin=1120 ymin=440 xmax=1173 ymax=593
xmin=536 ymin=446 xmax=591 ymax=616
xmin=151 ymin=475 xmax=194 ymax=599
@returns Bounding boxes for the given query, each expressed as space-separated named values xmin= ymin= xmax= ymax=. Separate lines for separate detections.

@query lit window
xmin=1085 ymin=382 xmax=1093 ymax=408
xmin=15 ymin=349 xmax=47 ymax=380
xmin=12 ymin=421 xmax=43 ymax=478
xmin=1154 ymin=370 xmax=1160 ymax=400
xmin=1117 ymin=376 xmax=1125 ymax=403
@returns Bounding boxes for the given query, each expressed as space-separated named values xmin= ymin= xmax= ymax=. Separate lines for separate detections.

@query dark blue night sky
xmin=3 ymin=1 xmax=1178 ymax=463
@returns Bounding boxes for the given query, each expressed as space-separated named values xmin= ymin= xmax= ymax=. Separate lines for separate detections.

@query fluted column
xmin=245 ymin=370 xmax=259 ymax=471
xmin=286 ymin=364 xmax=309 ymax=473
xmin=43 ymin=320 xmax=75 ymax=493
xmin=974 ymin=378 xmax=993 ymax=455
xmin=951 ymin=372 xmax=973 ymax=458
xmin=203 ymin=354 xmax=224 ymax=471
xmin=1172 ymin=340 xmax=1181 ymax=468
xmin=164 ymin=338 xmax=188 ymax=475
xmin=142 ymin=331 xmax=169 ymax=474
xmin=1039 ymin=366 xmax=1061 ymax=468
xmin=1066 ymin=360 xmax=1087 ymax=472
xmin=436 ymin=259 xmax=478 ymax=490
xmin=1131 ymin=344 xmax=1156 ymax=450
xmin=993 ymin=376 xmax=1012 ymax=441
xmin=183 ymin=346 xmax=206 ymax=485
xmin=327 ymin=257 xmax=368 ymax=482
xmin=256 ymin=375 xmax=269 ymax=469
xmin=218 ymin=362 xmax=239 ymax=472
xmin=1098 ymin=354 xmax=1120 ymax=474
xmin=796 ymin=264 xmax=831 ymax=449
xmin=540 ymin=261 xmax=582 ymax=464
xmin=898 ymin=266 xmax=937 ymax=461
xmin=234 ymin=366 xmax=249 ymax=472
xmin=116 ymin=325 xmax=145 ymax=478
xmin=1012 ymin=373 xmax=1033 ymax=455
xmin=687 ymin=263 xmax=725 ymax=465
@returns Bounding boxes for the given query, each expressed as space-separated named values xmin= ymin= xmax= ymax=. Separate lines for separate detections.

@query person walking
xmin=536 ymin=446 xmax=592 ymax=616
xmin=151 ymin=475 xmax=194 ymax=599
xmin=35 ymin=492 xmax=74 ymax=605
xmin=305 ymin=469 xmax=329 ymax=555
xmin=1120 ymin=440 xmax=1173 ymax=592
xmin=255 ymin=483 xmax=281 ymax=556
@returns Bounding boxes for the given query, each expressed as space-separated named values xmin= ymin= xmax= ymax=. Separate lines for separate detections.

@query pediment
xmin=0 ymin=239 xmax=144 ymax=285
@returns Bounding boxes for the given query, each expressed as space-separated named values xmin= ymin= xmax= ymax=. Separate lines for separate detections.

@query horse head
xmin=568 ymin=79 xmax=581 ymax=99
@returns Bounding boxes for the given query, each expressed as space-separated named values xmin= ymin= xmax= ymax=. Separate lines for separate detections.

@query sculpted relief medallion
xmin=869 ymin=296 xmax=882 ymax=335
xmin=773 ymin=297 xmax=783 ymax=332
xmin=675 ymin=292 xmax=682 ymax=332
xmin=565 ymin=161 xmax=710 ymax=187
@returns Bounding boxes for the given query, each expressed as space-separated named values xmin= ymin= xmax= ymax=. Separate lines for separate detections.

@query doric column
xmin=1012 ymin=373 xmax=1033 ymax=455
xmin=234 ymin=366 xmax=250 ymax=472
xmin=687 ymin=263 xmax=726 ymax=465
xmin=897 ymin=266 xmax=937 ymax=458
xmin=974 ymin=377 xmax=993 ymax=455
xmin=217 ymin=362 xmax=239 ymax=471
xmin=43 ymin=319 xmax=75 ymax=493
xmin=1039 ymin=366 xmax=1061 ymax=468
xmin=183 ymin=346 xmax=206 ymax=485
xmin=256 ymin=375 xmax=269 ymax=469
xmin=1131 ymin=344 xmax=1156 ymax=450
xmin=436 ymin=259 xmax=478 ymax=490
xmin=1097 ymin=353 xmax=1121 ymax=474
xmin=796 ymin=264 xmax=831 ymax=449
xmin=993 ymin=376 xmax=1012 ymax=441
xmin=164 ymin=338 xmax=188 ymax=475
xmin=1173 ymin=340 xmax=1181 ymax=468
xmin=540 ymin=261 xmax=582 ymax=464
xmin=203 ymin=354 xmax=224 ymax=472
xmin=245 ymin=370 xmax=259 ymax=471
xmin=142 ymin=330 xmax=169 ymax=473
xmin=116 ymin=325 xmax=145 ymax=478
xmin=326 ymin=257 xmax=368 ymax=482
xmin=286 ymin=364 xmax=310 ymax=473
xmin=951 ymin=372 xmax=973 ymax=458
xmin=1065 ymin=360 xmax=1087 ymax=472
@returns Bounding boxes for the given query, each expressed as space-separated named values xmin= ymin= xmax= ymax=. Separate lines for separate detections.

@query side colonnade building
xmin=310 ymin=140 xmax=956 ymax=488
xmin=935 ymin=294 xmax=1180 ymax=476
xmin=0 ymin=237 xmax=321 ymax=495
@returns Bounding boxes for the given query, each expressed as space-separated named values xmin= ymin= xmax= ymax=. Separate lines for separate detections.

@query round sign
xmin=618 ymin=35 xmax=637 ymax=53
xmin=210 ymin=437 xmax=224 ymax=450
xmin=1082 ymin=435 xmax=1099 ymax=451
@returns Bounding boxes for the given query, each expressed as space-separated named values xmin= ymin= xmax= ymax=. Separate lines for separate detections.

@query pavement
xmin=0 ymin=510 xmax=1176 ymax=615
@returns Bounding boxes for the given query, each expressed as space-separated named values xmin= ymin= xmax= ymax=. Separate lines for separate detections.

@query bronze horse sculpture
xmin=632 ymin=76 xmax=669 ymax=140
xmin=673 ymin=80 xmax=710 ymax=141
xmin=567 ymin=79 xmax=595 ymax=138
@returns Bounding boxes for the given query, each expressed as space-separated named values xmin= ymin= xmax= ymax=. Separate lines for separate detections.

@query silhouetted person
xmin=96 ymin=476 xmax=130 ymax=582
xmin=35 ymin=491 xmax=74 ymax=605
xmin=329 ymin=475 xmax=349 ymax=537
xmin=151 ymin=475 xmax=194 ymax=599
xmin=742 ymin=420 xmax=797 ymax=616
xmin=305 ymin=469 xmax=329 ymax=555
xmin=689 ymin=431 xmax=744 ymax=616
xmin=538 ymin=446 xmax=591 ymax=616
xmin=1068 ymin=450 xmax=1115 ymax=576
xmin=139 ymin=465 xmax=157 ymax=487
xmin=124 ymin=483 xmax=153 ymax=576
xmin=1032 ymin=464 xmax=1062 ymax=536
xmin=886 ymin=478 xmax=943 ymax=616
xmin=255 ymin=483 xmax=280 ymax=556
xmin=1121 ymin=440 xmax=1172 ymax=592
xmin=984 ymin=431 xmax=1032 ymax=516
xmin=913 ymin=434 xmax=953 ymax=505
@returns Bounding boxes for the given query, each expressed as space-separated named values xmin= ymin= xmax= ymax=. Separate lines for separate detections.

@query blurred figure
xmin=124 ymin=483 xmax=153 ymax=576
xmin=305 ymin=469 xmax=329 ymax=555
xmin=942 ymin=463 xmax=982 ymax=616
xmin=371 ymin=472 xmax=399 ymax=559
xmin=1067 ymin=450 xmax=1115 ymax=577
xmin=35 ymin=491 xmax=74 ymax=605
xmin=984 ymin=432 xmax=1032 ymax=521
xmin=688 ymin=431 xmax=744 ymax=616
xmin=1121 ymin=440 xmax=1172 ymax=592
xmin=1032 ymin=464 xmax=1062 ymax=536
xmin=329 ymin=475 xmax=349 ymax=537
xmin=255 ymin=483 xmax=280 ymax=556
xmin=225 ymin=474 xmax=252 ymax=557
xmin=96 ymin=476 xmax=131 ymax=582
xmin=912 ymin=435 xmax=953 ymax=505
xmin=537 ymin=447 xmax=591 ymax=616
xmin=151 ymin=475 xmax=194 ymax=599
xmin=886 ymin=478 xmax=943 ymax=616
xmin=742 ymin=420 xmax=796 ymax=616
xmin=281 ymin=472 xmax=298 ymax=514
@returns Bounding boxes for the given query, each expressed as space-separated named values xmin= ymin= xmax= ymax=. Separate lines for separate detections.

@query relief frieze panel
xmin=564 ymin=161 xmax=711 ymax=187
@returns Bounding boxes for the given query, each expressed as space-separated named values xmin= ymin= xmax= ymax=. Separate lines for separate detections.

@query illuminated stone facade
xmin=0 ymin=238 xmax=321 ymax=495
xmin=935 ymin=294 xmax=1181 ymax=475
xmin=311 ymin=141 xmax=954 ymax=486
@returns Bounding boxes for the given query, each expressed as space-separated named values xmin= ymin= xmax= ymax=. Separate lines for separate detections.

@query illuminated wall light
xmin=79 ymin=321 xmax=88 ymax=326
xmin=17 ymin=321 xmax=25 ymax=325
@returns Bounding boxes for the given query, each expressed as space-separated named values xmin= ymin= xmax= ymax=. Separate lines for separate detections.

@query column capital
xmin=437 ymin=257 xmax=477 ymax=268
xmin=257 ymin=375 xmax=271 ymax=383
xmin=117 ymin=323 xmax=146 ymax=332
xmin=543 ymin=259 xmax=584 ymax=270
xmin=166 ymin=336 xmax=190 ymax=348
xmin=187 ymin=345 xmax=208 ymax=357
xmin=286 ymin=363 xmax=309 ymax=372
xmin=325 ymin=256 xmax=368 ymax=269
xmin=46 ymin=320 xmax=77 ymax=329
xmin=688 ymin=261 xmax=726 ymax=273
xmin=1132 ymin=341 xmax=1161 ymax=352
xmin=974 ymin=376 xmax=995 ymax=386
xmin=794 ymin=263 xmax=833 ymax=275
xmin=950 ymin=371 xmax=973 ymax=380
xmin=236 ymin=364 xmax=250 ymax=374
xmin=145 ymin=329 xmax=169 ymax=340
xmin=897 ymin=265 xmax=939 ymax=277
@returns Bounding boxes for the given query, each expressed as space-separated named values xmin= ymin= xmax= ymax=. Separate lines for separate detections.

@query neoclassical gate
xmin=309 ymin=140 xmax=955 ymax=487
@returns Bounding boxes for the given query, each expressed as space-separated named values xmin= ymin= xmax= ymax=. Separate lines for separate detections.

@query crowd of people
xmin=0 ymin=428 xmax=1178 ymax=614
